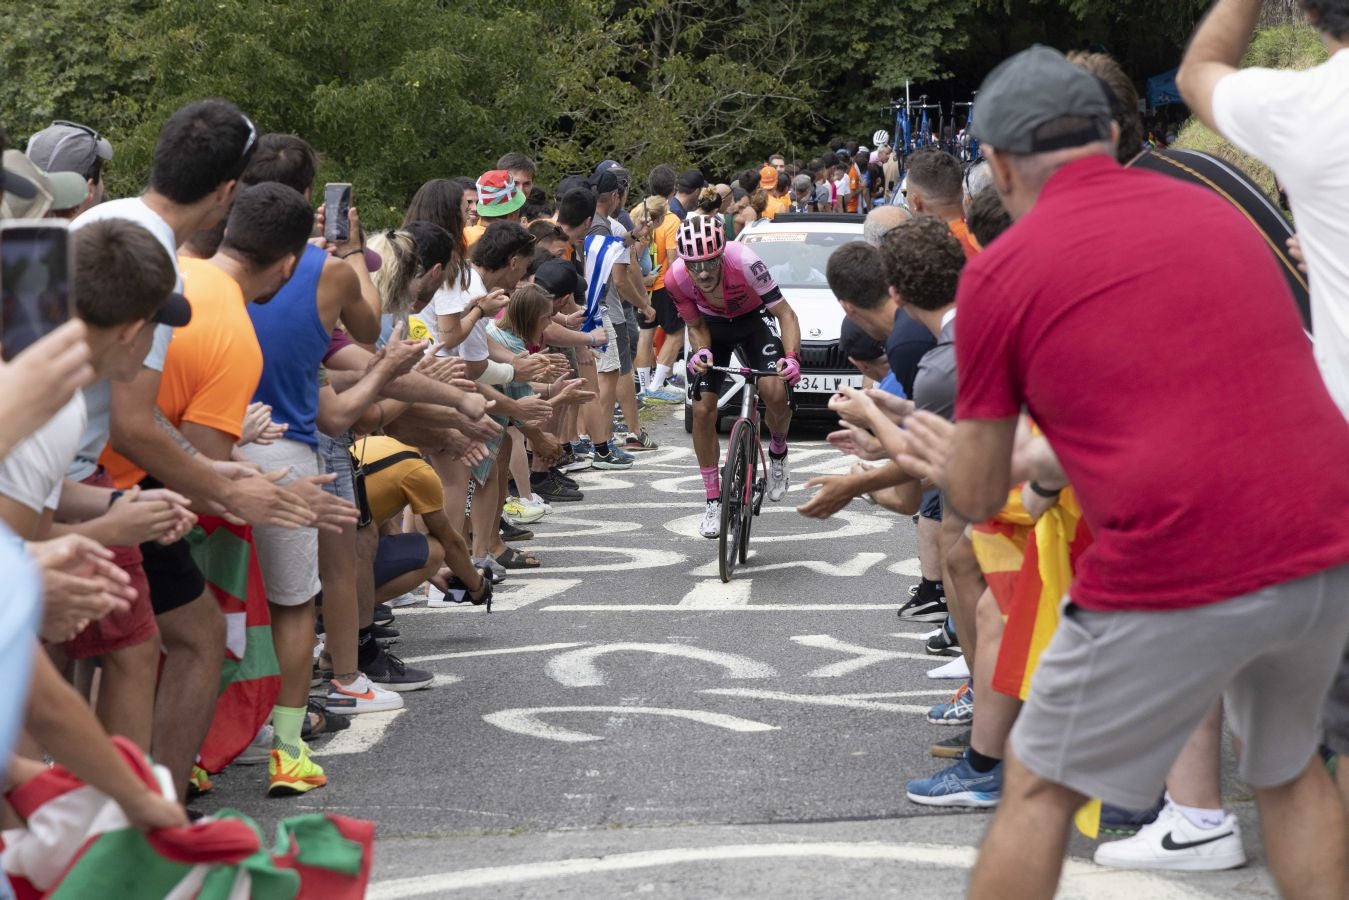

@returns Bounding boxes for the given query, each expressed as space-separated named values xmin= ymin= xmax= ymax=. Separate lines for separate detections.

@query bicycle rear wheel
xmin=718 ymin=420 xmax=753 ymax=582
xmin=739 ymin=442 xmax=765 ymax=564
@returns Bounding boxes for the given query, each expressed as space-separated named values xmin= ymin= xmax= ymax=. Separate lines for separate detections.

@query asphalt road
xmin=203 ymin=405 xmax=1277 ymax=899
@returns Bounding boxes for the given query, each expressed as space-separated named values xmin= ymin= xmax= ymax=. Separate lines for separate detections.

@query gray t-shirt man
xmin=912 ymin=312 xmax=956 ymax=421
xmin=587 ymin=213 xmax=630 ymax=326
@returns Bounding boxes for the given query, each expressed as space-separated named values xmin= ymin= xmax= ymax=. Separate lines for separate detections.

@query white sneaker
xmin=1093 ymin=803 xmax=1246 ymax=871
xmin=700 ymin=500 xmax=722 ymax=539
xmin=235 ymin=724 xmax=274 ymax=766
xmin=768 ymin=454 xmax=789 ymax=501
xmin=325 ymin=673 xmax=405 ymax=715
xmin=386 ymin=590 xmax=421 ymax=609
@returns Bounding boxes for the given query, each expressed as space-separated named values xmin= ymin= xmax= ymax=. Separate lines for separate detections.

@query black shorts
xmin=651 ymin=289 xmax=683 ymax=334
xmin=374 ymin=533 xmax=430 ymax=587
xmin=920 ymin=488 xmax=943 ymax=521
xmin=698 ymin=309 xmax=784 ymax=395
xmin=137 ymin=477 xmax=207 ymax=615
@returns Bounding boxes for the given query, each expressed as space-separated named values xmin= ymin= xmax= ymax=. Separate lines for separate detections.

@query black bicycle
xmin=692 ymin=366 xmax=790 ymax=582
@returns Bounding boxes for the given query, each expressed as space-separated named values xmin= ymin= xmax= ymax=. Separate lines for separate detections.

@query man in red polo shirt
xmin=898 ymin=46 xmax=1349 ymax=900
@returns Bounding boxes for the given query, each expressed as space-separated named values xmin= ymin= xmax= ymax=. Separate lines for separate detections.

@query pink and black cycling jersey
xmin=666 ymin=241 xmax=784 ymax=323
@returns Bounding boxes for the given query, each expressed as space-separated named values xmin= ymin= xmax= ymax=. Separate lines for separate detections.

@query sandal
xmin=495 ymin=546 xmax=540 ymax=569
xmin=302 ymin=698 xmax=350 ymax=740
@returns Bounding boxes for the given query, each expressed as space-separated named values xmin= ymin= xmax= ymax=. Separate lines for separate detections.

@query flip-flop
xmin=494 ymin=546 xmax=540 ymax=569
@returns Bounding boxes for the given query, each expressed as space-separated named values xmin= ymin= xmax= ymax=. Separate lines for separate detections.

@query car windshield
xmin=740 ymin=231 xmax=856 ymax=290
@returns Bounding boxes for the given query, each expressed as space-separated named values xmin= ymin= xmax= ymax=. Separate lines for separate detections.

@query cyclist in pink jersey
xmin=668 ymin=214 xmax=802 ymax=538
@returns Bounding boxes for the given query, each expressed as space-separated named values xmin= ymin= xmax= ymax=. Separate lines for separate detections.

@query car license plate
xmin=795 ymin=373 xmax=863 ymax=393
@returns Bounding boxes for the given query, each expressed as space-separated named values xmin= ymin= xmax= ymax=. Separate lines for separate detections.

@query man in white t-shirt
xmin=1179 ymin=0 xmax=1349 ymax=815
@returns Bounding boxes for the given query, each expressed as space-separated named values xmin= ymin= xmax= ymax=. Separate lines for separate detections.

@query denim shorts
xmin=318 ymin=431 xmax=356 ymax=503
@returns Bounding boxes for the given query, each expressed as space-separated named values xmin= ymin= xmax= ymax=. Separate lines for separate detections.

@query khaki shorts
xmin=1012 ymin=563 xmax=1349 ymax=810
xmin=240 ymin=438 xmax=321 ymax=607
xmin=597 ymin=322 xmax=632 ymax=375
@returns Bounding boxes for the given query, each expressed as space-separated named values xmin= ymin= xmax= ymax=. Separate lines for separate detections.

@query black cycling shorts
xmin=697 ymin=309 xmax=784 ymax=395
xmin=651 ymin=289 xmax=684 ymax=334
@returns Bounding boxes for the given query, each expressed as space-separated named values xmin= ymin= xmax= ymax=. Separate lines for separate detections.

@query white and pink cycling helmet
xmin=676 ymin=214 xmax=726 ymax=262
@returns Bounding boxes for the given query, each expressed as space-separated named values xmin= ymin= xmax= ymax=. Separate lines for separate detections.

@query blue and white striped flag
xmin=582 ymin=232 xmax=625 ymax=337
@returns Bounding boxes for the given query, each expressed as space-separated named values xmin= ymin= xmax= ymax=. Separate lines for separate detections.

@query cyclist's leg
xmin=693 ymin=325 xmax=735 ymax=499
xmin=739 ymin=317 xmax=792 ymax=449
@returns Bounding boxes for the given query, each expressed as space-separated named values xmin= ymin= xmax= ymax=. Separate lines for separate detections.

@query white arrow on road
xmin=791 ymin=635 xmax=932 ymax=678
xmin=546 ymin=642 xmax=777 ymax=687
xmin=481 ymin=706 xmax=779 ymax=743
xmin=686 ymin=551 xmax=886 ymax=579
xmin=677 ymin=579 xmax=753 ymax=608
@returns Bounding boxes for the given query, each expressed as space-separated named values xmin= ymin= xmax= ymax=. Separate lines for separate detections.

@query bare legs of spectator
xmin=634 ymin=328 xmax=656 ymax=375
xmin=427 ymin=452 xmax=470 ymax=535
xmin=970 ymin=588 xmax=1022 ymax=761
xmin=594 ymin=370 xmax=620 ymax=448
xmin=153 ymin=591 xmax=225 ymax=798
xmin=616 ymin=369 xmax=641 ymax=437
xmin=656 ymin=329 xmax=683 ymax=371
xmin=1255 ymin=757 xmax=1348 ymax=900
xmin=1166 ymin=702 xmax=1224 ymax=810
xmin=940 ymin=519 xmax=983 ymax=668
xmin=506 ymin=426 xmax=532 ymax=500
xmin=917 ymin=514 xmax=942 ymax=583
xmin=355 ymin=524 xmax=379 ymax=630
xmin=318 ymin=522 xmax=360 ymax=682
xmin=968 ymin=750 xmax=1083 ymax=900
xmin=92 ymin=638 xmax=160 ymax=752
xmin=269 ymin=599 xmax=316 ymax=712
xmin=378 ymin=535 xmax=445 ymax=602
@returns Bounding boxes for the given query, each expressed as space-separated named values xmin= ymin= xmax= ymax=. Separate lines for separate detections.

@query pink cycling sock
xmin=769 ymin=432 xmax=788 ymax=456
xmin=700 ymin=466 xmax=721 ymax=500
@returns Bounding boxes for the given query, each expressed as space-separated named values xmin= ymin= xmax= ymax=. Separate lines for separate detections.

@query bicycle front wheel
xmin=718 ymin=420 xmax=753 ymax=582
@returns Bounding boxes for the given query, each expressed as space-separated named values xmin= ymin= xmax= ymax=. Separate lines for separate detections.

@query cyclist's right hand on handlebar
xmin=687 ymin=348 xmax=713 ymax=376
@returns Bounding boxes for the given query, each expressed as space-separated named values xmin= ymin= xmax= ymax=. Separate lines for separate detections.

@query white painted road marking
xmin=791 ymin=635 xmax=932 ymax=677
xmin=481 ymin=706 xmax=779 ymax=744
xmin=504 ymin=545 xmax=686 ymax=574
xmin=311 ymin=708 xmax=408 ymax=758
xmin=663 ymin=508 xmax=893 ymax=544
xmin=677 ymin=579 xmax=753 ymax=608
xmin=404 ymin=642 xmax=587 ymax=665
xmin=888 ymin=557 xmax=925 ymax=576
xmin=686 ymin=550 xmax=887 ymax=579
xmin=701 ymin=688 xmax=932 ymax=714
xmin=394 ymin=578 xmax=583 ymax=613
xmin=545 ymin=642 xmax=777 ymax=687
xmin=367 ymin=842 xmax=1217 ymax=899
xmin=542 ymin=604 xmax=899 ymax=611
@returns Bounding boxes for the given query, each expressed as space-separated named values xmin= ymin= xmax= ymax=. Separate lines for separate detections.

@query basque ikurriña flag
xmin=184 ymin=516 xmax=280 ymax=773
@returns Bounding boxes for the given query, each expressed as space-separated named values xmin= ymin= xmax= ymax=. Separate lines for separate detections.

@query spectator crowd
xmin=0 ymin=1 xmax=1346 ymax=897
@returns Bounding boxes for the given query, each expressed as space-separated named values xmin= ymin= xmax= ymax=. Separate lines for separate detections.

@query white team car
xmin=684 ymin=212 xmax=867 ymax=432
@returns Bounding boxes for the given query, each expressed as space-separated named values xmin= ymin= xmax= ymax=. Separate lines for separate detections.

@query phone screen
xmin=1 ymin=225 xmax=71 ymax=361
xmin=324 ymin=183 xmax=352 ymax=243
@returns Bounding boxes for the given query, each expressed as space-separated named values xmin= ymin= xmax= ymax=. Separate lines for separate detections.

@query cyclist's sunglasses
xmin=686 ymin=258 xmax=722 ymax=275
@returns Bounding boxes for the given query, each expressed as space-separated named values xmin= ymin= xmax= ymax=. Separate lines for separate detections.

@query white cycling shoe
xmin=768 ymin=454 xmax=789 ymax=502
xmin=699 ymin=500 xmax=721 ymax=538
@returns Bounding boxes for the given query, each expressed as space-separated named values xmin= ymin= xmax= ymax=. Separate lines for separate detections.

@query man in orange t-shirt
xmin=903 ymin=148 xmax=981 ymax=258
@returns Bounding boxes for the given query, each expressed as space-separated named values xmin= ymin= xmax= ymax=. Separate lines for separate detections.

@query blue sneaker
xmin=572 ymin=438 xmax=594 ymax=457
xmin=593 ymin=446 xmax=635 ymax=470
xmin=927 ymin=680 xmax=973 ymax=725
xmin=641 ymin=387 xmax=683 ymax=405
xmin=906 ymin=752 xmax=1002 ymax=808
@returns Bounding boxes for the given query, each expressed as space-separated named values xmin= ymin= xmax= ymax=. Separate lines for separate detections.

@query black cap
xmin=555 ymin=174 xmax=588 ymax=202
xmin=593 ymin=160 xmax=631 ymax=191
xmin=677 ymin=169 xmax=705 ymax=192
xmin=0 ymin=164 xmax=37 ymax=199
xmin=840 ymin=318 xmax=885 ymax=362
xmin=587 ymin=170 xmax=620 ymax=196
xmin=971 ymin=45 xmax=1113 ymax=153
xmin=153 ymin=291 xmax=193 ymax=328
xmin=534 ymin=258 xmax=585 ymax=300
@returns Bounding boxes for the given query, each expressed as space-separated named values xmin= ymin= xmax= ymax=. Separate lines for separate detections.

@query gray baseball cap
xmin=970 ymin=45 xmax=1112 ymax=154
xmin=26 ymin=120 xmax=114 ymax=178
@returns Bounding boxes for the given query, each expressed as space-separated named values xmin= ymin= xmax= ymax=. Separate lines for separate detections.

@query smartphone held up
xmin=323 ymin=182 xmax=352 ymax=243
xmin=0 ymin=220 xmax=72 ymax=361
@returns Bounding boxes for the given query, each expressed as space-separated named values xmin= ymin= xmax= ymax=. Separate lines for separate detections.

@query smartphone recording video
xmin=324 ymin=182 xmax=352 ymax=243
xmin=0 ymin=220 xmax=72 ymax=362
